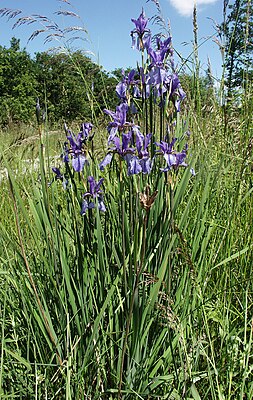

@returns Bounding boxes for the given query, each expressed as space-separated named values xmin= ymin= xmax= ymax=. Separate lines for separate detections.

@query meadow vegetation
xmin=0 ymin=1 xmax=252 ymax=399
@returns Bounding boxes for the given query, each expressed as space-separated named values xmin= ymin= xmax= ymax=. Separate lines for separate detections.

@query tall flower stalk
xmin=118 ymin=184 xmax=158 ymax=398
xmin=24 ymin=6 xmax=195 ymax=398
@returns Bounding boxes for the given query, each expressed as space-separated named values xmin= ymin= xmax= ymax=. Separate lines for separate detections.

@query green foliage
xmin=0 ymin=39 xmax=118 ymax=127
xmin=222 ymin=0 xmax=253 ymax=94
xmin=0 ymin=38 xmax=37 ymax=125
xmin=0 ymin=4 xmax=252 ymax=400
xmin=35 ymin=51 xmax=118 ymax=123
xmin=0 ymin=105 xmax=252 ymax=398
xmin=180 ymin=73 xmax=216 ymax=112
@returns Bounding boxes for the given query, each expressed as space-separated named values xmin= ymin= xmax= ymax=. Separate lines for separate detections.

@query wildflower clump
xmin=50 ymin=9 xmax=194 ymax=220
xmin=97 ymin=9 xmax=194 ymax=182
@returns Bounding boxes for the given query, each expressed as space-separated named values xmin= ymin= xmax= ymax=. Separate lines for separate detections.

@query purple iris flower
xmin=155 ymin=37 xmax=172 ymax=57
xmin=52 ymin=167 xmax=63 ymax=180
xmin=155 ymin=138 xmax=190 ymax=172
xmin=147 ymin=67 xmax=168 ymax=96
xmin=127 ymin=155 xmax=143 ymax=175
xmin=144 ymin=36 xmax=173 ymax=96
xmin=125 ymin=129 xmax=153 ymax=175
xmin=116 ymin=81 xmax=127 ymax=102
xmin=166 ymin=74 xmax=180 ymax=94
xmin=99 ymin=131 xmax=135 ymax=171
xmin=72 ymin=154 xmax=88 ymax=173
xmin=164 ymin=73 xmax=186 ymax=111
xmin=136 ymin=131 xmax=153 ymax=174
xmin=156 ymin=138 xmax=177 ymax=154
xmin=99 ymin=153 xmax=113 ymax=171
xmin=148 ymin=43 xmax=170 ymax=67
xmin=116 ymin=69 xmax=140 ymax=102
xmin=62 ymin=122 xmax=93 ymax=172
xmin=146 ymin=57 xmax=168 ymax=93
xmin=104 ymin=103 xmax=130 ymax=144
xmin=79 ymin=122 xmax=94 ymax=140
xmin=50 ymin=167 xmax=68 ymax=189
xmin=125 ymin=154 xmax=152 ymax=176
xmin=126 ymin=69 xmax=137 ymax=84
xmin=140 ymin=157 xmax=153 ymax=174
xmin=131 ymin=10 xmax=151 ymax=51
xmin=63 ymin=132 xmax=89 ymax=172
xmin=133 ymin=85 xmax=141 ymax=98
xmin=134 ymin=128 xmax=151 ymax=157
xmin=81 ymin=176 xmax=106 ymax=215
xmin=120 ymin=69 xmax=138 ymax=86
xmin=148 ymin=49 xmax=166 ymax=67
xmin=131 ymin=10 xmax=148 ymax=35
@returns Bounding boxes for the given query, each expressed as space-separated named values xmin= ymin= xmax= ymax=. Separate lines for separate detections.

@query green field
xmin=0 ymin=2 xmax=252 ymax=399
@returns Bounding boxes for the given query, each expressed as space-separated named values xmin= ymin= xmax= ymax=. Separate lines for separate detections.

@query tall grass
xmin=0 ymin=2 xmax=252 ymax=400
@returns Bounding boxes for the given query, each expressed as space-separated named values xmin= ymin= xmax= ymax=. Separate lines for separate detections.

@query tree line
xmin=0 ymin=37 xmax=119 ymax=127
xmin=0 ymin=0 xmax=251 ymax=127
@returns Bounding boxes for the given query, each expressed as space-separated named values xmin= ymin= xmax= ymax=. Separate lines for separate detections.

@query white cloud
xmin=169 ymin=0 xmax=218 ymax=17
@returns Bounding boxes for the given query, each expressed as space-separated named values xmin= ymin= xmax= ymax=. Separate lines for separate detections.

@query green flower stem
xmin=167 ymin=172 xmax=175 ymax=295
xmin=119 ymin=158 xmax=127 ymax=298
xmin=118 ymin=208 xmax=149 ymax=399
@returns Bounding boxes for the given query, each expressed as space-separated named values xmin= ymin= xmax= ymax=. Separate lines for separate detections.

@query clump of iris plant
xmin=97 ymin=9 xmax=194 ymax=179
xmin=53 ymin=10 xmax=193 ymax=182
xmin=50 ymin=9 xmax=195 ymax=218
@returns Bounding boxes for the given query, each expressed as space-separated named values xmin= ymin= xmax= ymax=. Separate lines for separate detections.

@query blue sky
xmin=0 ymin=0 xmax=223 ymax=79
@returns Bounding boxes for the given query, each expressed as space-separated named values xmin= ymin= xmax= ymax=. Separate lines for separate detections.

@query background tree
xmin=0 ymin=38 xmax=37 ymax=125
xmin=35 ymin=51 xmax=118 ymax=124
xmin=0 ymin=39 xmax=119 ymax=127
xmin=222 ymin=0 xmax=252 ymax=97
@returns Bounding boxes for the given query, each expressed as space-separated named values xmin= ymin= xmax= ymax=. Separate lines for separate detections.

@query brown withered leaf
xmin=139 ymin=185 xmax=158 ymax=211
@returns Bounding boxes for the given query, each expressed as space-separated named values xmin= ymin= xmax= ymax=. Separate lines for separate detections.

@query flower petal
xmin=99 ymin=153 xmax=113 ymax=171
xmin=127 ymin=156 xmax=142 ymax=175
xmin=81 ymin=199 xmax=89 ymax=215
xmin=140 ymin=157 xmax=153 ymax=174
xmin=72 ymin=155 xmax=88 ymax=172
xmin=98 ymin=196 xmax=106 ymax=212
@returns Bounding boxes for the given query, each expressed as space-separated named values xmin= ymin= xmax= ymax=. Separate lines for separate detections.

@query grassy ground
xmin=0 ymin=0 xmax=252 ymax=397
xmin=0 ymin=90 xmax=252 ymax=399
